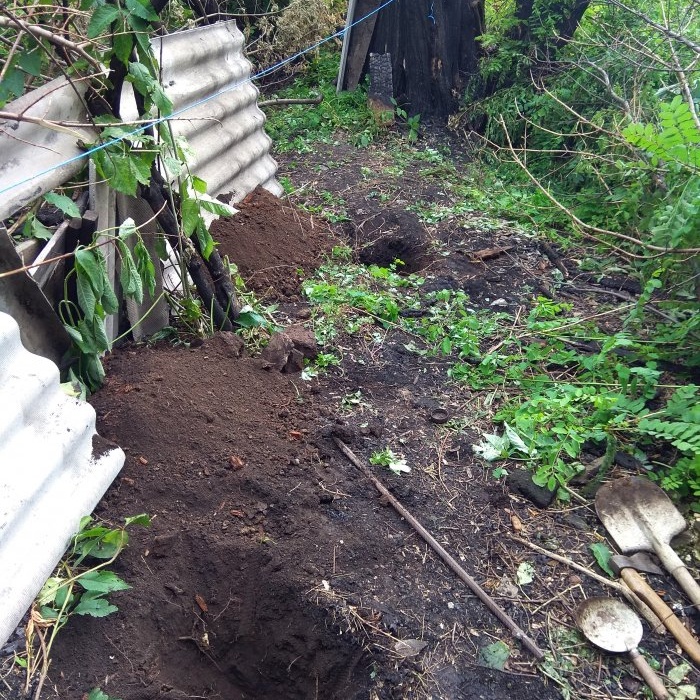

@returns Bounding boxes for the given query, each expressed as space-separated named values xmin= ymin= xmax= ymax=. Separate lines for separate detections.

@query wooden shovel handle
xmin=655 ymin=543 xmax=700 ymax=609
xmin=629 ymin=648 xmax=669 ymax=700
xmin=620 ymin=568 xmax=700 ymax=665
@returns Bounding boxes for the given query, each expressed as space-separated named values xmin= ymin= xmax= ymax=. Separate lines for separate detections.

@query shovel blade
xmin=595 ymin=476 xmax=687 ymax=554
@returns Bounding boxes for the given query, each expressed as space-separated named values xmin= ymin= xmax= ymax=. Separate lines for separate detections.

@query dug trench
xmin=12 ymin=144 xmax=692 ymax=699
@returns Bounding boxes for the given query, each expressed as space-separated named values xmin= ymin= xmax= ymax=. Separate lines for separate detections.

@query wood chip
xmin=510 ymin=513 xmax=523 ymax=532
xmin=289 ymin=430 xmax=303 ymax=440
xmin=228 ymin=455 xmax=245 ymax=470
xmin=138 ymin=456 xmax=148 ymax=465
xmin=194 ymin=594 xmax=208 ymax=613
xmin=468 ymin=245 xmax=514 ymax=261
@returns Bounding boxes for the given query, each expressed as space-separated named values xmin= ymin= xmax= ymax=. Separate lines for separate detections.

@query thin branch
xmin=661 ymin=2 xmax=700 ymax=130
xmin=497 ymin=116 xmax=700 ymax=256
xmin=0 ymin=15 xmax=102 ymax=72
xmin=608 ymin=0 xmax=700 ymax=54
xmin=0 ymin=110 xmax=89 ymax=138
xmin=0 ymin=27 xmax=24 ymax=84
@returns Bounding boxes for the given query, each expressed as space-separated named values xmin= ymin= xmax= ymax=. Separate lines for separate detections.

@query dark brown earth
xmin=2 ymin=137 xmax=698 ymax=700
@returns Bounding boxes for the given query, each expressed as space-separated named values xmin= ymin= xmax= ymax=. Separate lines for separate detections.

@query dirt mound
xmin=211 ymin=187 xmax=337 ymax=300
xmin=44 ymin=337 xmax=369 ymax=699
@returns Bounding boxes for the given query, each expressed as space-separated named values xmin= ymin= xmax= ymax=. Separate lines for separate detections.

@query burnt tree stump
xmin=365 ymin=0 xmax=484 ymax=118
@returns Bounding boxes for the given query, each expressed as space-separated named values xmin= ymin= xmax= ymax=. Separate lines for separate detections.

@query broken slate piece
xmin=506 ymin=469 xmax=556 ymax=508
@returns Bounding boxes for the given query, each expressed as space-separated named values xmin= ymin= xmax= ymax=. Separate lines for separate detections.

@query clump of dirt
xmin=211 ymin=186 xmax=337 ymax=300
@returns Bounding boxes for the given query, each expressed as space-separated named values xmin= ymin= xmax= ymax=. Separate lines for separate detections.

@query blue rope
xmin=0 ymin=0 xmax=398 ymax=198
xmin=428 ymin=1 xmax=435 ymax=24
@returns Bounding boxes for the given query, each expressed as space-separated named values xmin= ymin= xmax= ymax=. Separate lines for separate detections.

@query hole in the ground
xmin=49 ymin=540 xmax=369 ymax=700
xmin=159 ymin=546 xmax=370 ymax=700
xmin=353 ymin=209 xmax=431 ymax=273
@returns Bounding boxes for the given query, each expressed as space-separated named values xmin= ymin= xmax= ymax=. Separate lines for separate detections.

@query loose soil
xmin=3 ymin=134 xmax=698 ymax=700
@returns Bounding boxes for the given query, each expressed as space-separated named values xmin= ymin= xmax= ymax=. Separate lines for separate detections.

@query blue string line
xmin=428 ymin=1 xmax=435 ymax=24
xmin=0 ymin=0 xmax=398 ymax=198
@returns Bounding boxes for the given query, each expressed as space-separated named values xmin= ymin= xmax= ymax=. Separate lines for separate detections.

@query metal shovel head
xmin=576 ymin=597 xmax=642 ymax=653
xmin=595 ymin=476 xmax=687 ymax=554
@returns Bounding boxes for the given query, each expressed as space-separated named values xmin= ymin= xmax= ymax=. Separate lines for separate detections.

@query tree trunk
xmin=367 ymin=0 xmax=484 ymax=119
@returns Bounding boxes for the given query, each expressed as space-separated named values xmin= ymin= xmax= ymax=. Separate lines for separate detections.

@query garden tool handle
xmin=655 ymin=542 xmax=700 ymax=609
xmin=629 ymin=648 xmax=669 ymax=700
xmin=620 ymin=568 xmax=700 ymax=665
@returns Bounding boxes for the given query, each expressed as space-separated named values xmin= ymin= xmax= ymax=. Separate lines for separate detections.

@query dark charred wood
xmin=366 ymin=0 xmax=484 ymax=118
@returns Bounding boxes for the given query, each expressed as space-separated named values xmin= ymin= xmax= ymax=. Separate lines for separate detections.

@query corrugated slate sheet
xmin=0 ymin=311 xmax=125 ymax=647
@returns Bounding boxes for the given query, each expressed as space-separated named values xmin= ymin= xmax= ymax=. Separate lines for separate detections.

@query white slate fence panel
xmin=154 ymin=21 xmax=283 ymax=202
xmin=0 ymin=312 xmax=125 ymax=647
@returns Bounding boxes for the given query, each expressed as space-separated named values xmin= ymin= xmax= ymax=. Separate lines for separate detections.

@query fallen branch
xmin=0 ymin=14 xmax=102 ymax=72
xmin=259 ymin=94 xmax=323 ymax=108
xmin=333 ymin=436 xmax=546 ymax=661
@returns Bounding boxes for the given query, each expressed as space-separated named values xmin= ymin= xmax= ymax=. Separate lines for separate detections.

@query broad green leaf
xmin=73 ymin=593 xmax=118 ymax=617
xmin=93 ymin=150 xmax=137 ymax=197
xmin=197 ymin=197 xmax=236 ymax=218
xmin=64 ymin=324 xmax=90 ymax=353
xmin=78 ymin=570 xmax=130 ymax=594
xmin=44 ymin=192 xmax=80 ymax=218
xmin=84 ymin=353 xmax=106 ymax=391
xmin=130 ymin=151 xmax=155 ymax=187
xmin=18 ymin=48 xmax=42 ymax=77
xmin=516 ymin=561 xmax=535 ymax=586
xmin=151 ymin=84 xmax=173 ymax=115
xmin=88 ymin=689 xmax=123 ymax=700
xmin=87 ymin=4 xmax=121 ymax=38
xmin=118 ymin=218 xmax=137 ymax=240
xmin=195 ymin=219 xmax=215 ymax=260
xmin=113 ymin=32 xmax=134 ymax=65
xmin=504 ymin=423 xmax=530 ymax=455
xmin=0 ymin=66 xmax=25 ymax=105
xmin=236 ymin=310 xmax=266 ymax=328
xmin=96 ymin=250 xmax=119 ymax=315
xmin=192 ymin=176 xmax=208 ymax=194
xmin=125 ymin=0 xmax=160 ymax=22
xmin=126 ymin=61 xmax=154 ymax=98
xmin=478 ymin=641 xmax=510 ymax=670
xmin=181 ymin=197 xmax=201 ymax=237
xmin=134 ymin=239 xmax=156 ymax=296
xmin=117 ymin=240 xmax=144 ymax=303
xmin=472 ymin=433 xmax=509 ymax=461
xmin=124 ymin=513 xmax=151 ymax=527
xmin=24 ymin=216 xmax=53 ymax=241
xmin=668 ymin=662 xmax=692 ymax=685
xmin=76 ymin=271 xmax=97 ymax=321
xmin=37 ymin=577 xmax=66 ymax=606
xmin=81 ymin=315 xmax=110 ymax=354
xmin=93 ymin=529 xmax=128 ymax=559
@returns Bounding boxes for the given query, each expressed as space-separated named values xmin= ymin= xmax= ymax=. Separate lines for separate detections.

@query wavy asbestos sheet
xmin=0 ymin=312 xmax=125 ymax=646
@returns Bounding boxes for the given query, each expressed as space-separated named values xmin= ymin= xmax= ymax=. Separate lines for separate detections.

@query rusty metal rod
xmin=333 ymin=437 xmax=546 ymax=661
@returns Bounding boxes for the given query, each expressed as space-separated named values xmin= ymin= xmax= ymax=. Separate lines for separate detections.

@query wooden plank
xmin=341 ymin=0 xmax=381 ymax=91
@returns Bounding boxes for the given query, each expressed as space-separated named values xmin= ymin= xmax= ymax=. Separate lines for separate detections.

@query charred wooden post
xmin=359 ymin=0 xmax=484 ymax=119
